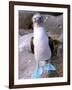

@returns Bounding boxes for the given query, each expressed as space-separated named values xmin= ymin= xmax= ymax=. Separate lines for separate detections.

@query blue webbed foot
xmin=31 ymin=67 xmax=43 ymax=79
xmin=44 ymin=63 xmax=56 ymax=71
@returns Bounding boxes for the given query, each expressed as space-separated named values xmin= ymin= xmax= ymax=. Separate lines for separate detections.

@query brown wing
xmin=30 ymin=37 xmax=34 ymax=54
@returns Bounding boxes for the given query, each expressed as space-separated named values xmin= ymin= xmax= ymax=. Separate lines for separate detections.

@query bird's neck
xmin=33 ymin=23 xmax=44 ymax=30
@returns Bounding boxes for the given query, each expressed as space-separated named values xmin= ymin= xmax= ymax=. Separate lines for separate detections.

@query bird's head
xmin=32 ymin=13 xmax=43 ymax=25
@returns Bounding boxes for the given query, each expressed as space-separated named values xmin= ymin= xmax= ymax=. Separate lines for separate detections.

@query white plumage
xmin=34 ymin=26 xmax=51 ymax=62
xmin=31 ymin=13 xmax=56 ymax=78
xmin=33 ymin=13 xmax=51 ymax=64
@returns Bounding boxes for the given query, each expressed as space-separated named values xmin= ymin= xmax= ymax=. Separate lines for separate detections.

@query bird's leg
xmin=36 ymin=60 xmax=39 ymax=71
xmin=46 ymin=59 xmax=51 ymax=64
xmin=39 ymin=60 xmax=46 ymax=73
xmin=31 ymin=60 xmax=43 ymax=78
xmin=44 ymin=59 xmax=56 ymax=72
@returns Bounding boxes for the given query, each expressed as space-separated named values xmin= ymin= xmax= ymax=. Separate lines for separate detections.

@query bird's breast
xmin=34 ymin=29 xmax=48 ymax=46
xmin=33 ymin=27 xmax=51 ymax=61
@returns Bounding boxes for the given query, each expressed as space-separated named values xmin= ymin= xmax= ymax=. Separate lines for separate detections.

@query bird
xmin=31 ymin=13 xmax=56 ymax=78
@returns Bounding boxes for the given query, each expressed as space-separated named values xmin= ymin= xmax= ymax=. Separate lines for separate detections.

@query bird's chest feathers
xmin=34 ymin=27 xmax=46 ymax=38
xmin=34 ymin=27 xmax=48 ymax=47
xmin=33 ymin=27 xmax=51 ymax=60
